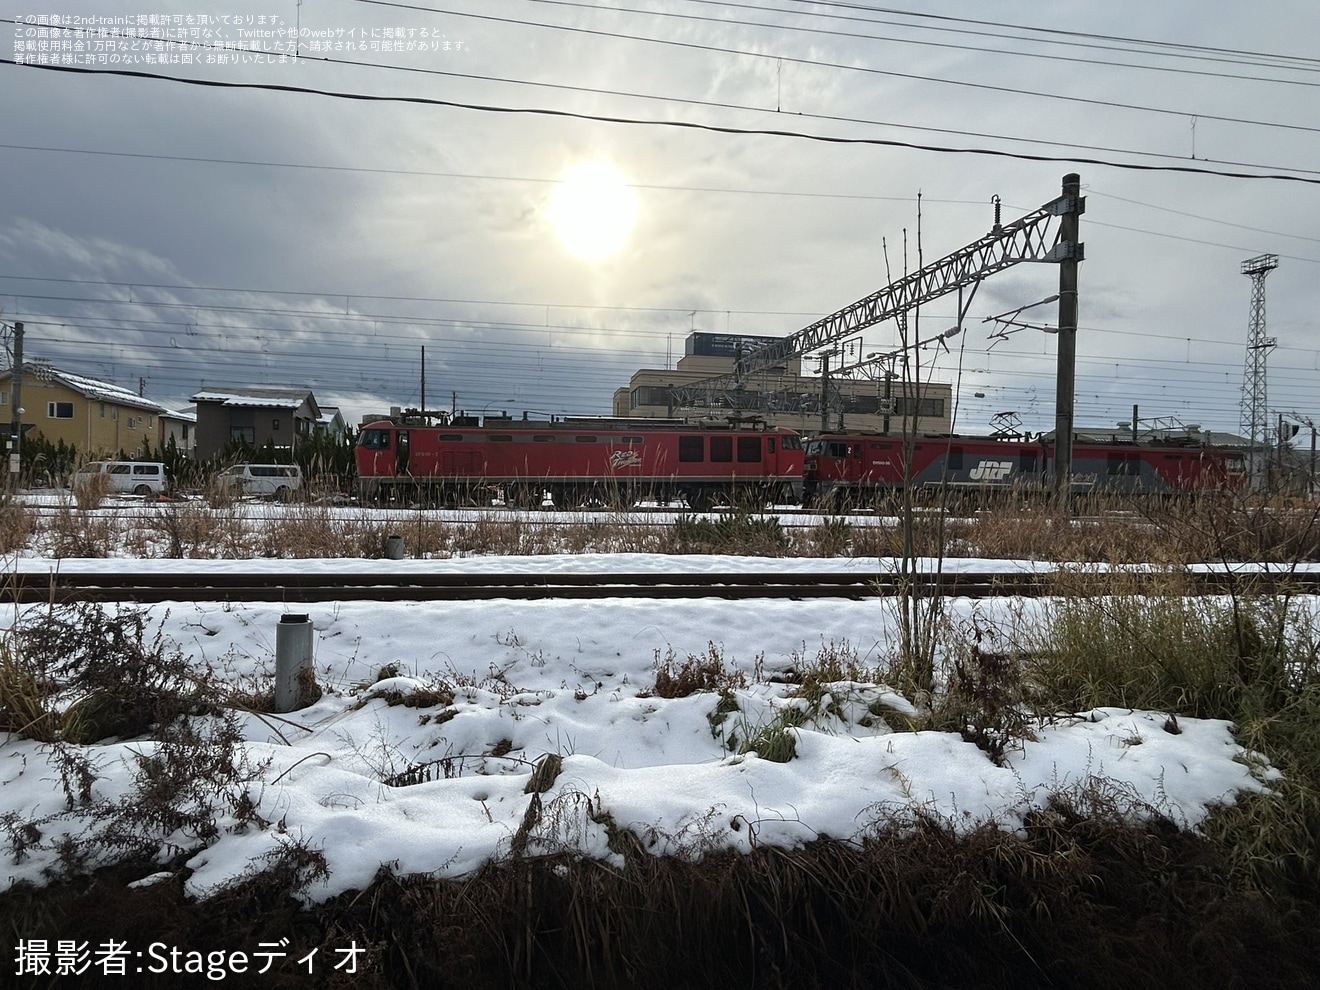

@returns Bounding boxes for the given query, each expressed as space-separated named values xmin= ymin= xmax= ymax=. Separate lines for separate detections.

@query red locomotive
xmin=355 ymin=413 xmax=804 ymax=509
xmin=803 ymin=432 xmax=1248 ymax=507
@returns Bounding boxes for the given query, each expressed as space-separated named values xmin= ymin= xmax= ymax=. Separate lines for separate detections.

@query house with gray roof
xmin=191 ymin=386 xmax=321 ymax=460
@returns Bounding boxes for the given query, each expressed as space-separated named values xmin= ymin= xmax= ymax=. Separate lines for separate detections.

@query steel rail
xmin=3 ymin=569 xmax=1317 ymax=604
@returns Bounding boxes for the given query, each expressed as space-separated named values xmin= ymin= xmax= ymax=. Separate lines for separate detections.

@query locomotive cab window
xmin=767 ymin=438 xmax=776 ymax=453
xmin=679 ymin=436 xmax=704 ymax=462
xmin=782 ymin=435 xmax=801 ymax=450
xmin=359 ymin=429 xmax=391 ymax=450
xmin=737 ymin=436 xmax=761 ymax=462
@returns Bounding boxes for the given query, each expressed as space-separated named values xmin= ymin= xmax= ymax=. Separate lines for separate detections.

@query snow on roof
xmin=13 ymin=365 xmax=174 ymax=415
xmin=191 ymin=387 xmax=314 ymax=410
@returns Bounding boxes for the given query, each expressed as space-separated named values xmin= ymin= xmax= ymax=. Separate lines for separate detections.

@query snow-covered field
xmin=0 ymin=543 xmax=1277 ymax=904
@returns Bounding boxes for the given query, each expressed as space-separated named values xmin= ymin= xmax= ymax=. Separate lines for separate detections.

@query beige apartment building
xmin=0 ymin=363 xmax=173 ymax=456
xmin=614 ymin=333 xmax=952 ymax=435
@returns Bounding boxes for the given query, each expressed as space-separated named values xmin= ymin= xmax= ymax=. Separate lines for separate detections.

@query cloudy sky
xmin=1 ymin=0 xmax=1317 ymax=436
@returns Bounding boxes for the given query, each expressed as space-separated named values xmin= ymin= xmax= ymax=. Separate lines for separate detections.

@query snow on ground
xmin=0 ymin=549 xmax=1278 ymax=903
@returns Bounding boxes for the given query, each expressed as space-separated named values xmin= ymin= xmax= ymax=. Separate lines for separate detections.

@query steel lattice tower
xmin=1239 ymin=253 xmax=1279 ymax=450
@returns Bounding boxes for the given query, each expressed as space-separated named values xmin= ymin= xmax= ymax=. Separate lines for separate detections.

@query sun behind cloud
xmin=547 ymin=161 xmax=638 ymax=260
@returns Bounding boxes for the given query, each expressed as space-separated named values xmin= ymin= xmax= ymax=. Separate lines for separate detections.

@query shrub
xmin=651 ymin=644 xmax=746 ymax=698
xmin=669 ymin=513 xmax=788 ymax=555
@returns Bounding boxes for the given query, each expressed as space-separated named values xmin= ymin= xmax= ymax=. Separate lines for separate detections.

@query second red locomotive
xmin=803 ymin=432 xmax=1248 ymax=507
xmin=356 ymin=413 xmax=804 ymax=510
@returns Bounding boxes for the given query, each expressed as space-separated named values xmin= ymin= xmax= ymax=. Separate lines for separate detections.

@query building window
xmin=631 ymin=385 xmax=676 ymax=409
xmin=0 ymin=391 xmax=9 ymax=405
xmin=231 ymin=426 xmax=255 ymax=444
xmin=892 ymin=397 xmax=945 ymax=418
xmin=126 ymin=416 xmax=138 ymax=430
xmin=47 ymin=401 xmax=74 ymax=419
xmin=100 ymin=403 xmax=106 ymax=418
xmin=272 ymin=418 xmax=280 ymax=432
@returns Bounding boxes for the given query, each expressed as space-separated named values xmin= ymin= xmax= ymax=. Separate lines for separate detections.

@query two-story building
xmin=191 ymin=386 xmax=322 ymax=460
xmin=0 ymin=362 xmax=174 ymax=456
xmin=161 ymin=408 xmax=197 ymax=457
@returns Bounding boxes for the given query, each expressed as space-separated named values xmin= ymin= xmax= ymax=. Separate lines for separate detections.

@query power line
xmin=360 ymin=0 xmax=1320 ymax=126
xmin=5 ymin=60 xmax=1319 ymax=185
xmin=11 ymin=13 xmax=1320 ymax=167
xmin=0 ymin=274 xmax=823 ymax=321
xmin=523 ymin=0 xmax=1320 ymax=82
xmin=781 ymin=0 xmax=1320 ymax=70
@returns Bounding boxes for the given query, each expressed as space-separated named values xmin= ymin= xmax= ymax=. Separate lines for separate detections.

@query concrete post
xmin=275 ymin=613 xmax=317 ymax=713
xmin=1054 ymin=173 xmax=1083 ymax=506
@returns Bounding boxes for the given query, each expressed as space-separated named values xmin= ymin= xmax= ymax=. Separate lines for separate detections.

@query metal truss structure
xmin=671 ymin=182 xmax=1084 ymax=413
xmin=1238 ymin=253 xmax=1279 ymax=452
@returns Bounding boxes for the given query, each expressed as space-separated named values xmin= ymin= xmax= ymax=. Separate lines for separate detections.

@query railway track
xmin=5 ymin=569 xmax=1319 ymax=604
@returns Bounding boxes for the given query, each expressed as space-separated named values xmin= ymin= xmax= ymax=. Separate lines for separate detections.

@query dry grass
xmin=1 ymin=494 xmax=1319 ymax=985
xmin=8 ymin=805 xmax=1318 ymax=990
xmin=0 ymin=503 xmax=34 ymax=552
xmin=8 ymin=487 xmax=1318 ymax=564
xmin=650 ymin=643 xmax=747 ymax=698
xmin=70 ymin=471 xmax=112 ymax=510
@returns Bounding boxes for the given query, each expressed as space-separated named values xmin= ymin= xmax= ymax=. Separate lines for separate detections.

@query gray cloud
xmin=1 ymin=0 xmax=1317 ymax=436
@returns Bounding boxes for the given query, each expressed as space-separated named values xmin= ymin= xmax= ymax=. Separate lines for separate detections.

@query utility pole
xmin=1053 ymin=173 xmax=1084 ymax=503
xmin=9 ymin=322 xmax=23 ymax=488
xmin=819 ymin=351 xmax=830 ymax=432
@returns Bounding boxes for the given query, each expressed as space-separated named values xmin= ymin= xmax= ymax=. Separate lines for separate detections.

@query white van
xmin=71 ymin=461 xmax=168 ymax=496
xmin=216 ymin=463 xmax=302 ymax=500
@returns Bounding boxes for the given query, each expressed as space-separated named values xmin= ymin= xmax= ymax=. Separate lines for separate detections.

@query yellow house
xmin=0 ymin=363 xmax=172 ymax=458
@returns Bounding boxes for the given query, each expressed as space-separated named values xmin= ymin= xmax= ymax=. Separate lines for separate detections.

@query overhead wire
xmin=518 ymin=0 xmax=1320 ymax=82
xmin=357 ymin=1 xmax=1320 ymax=137
xmin=780 ymin=0 xmax=1320 ymax=70
xmin=4 ymin=59 xmax=1319 ymax=185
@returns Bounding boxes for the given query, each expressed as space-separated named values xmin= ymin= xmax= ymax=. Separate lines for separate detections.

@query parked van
xmin=71 ymin=461 xmax=168 ymax=496
xmin=216 ymin=463 xmax=302 ymax=500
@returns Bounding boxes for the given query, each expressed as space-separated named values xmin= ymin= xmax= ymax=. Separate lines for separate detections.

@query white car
xmin=215 ymin=463 xmax=303 ymax=500
xmin=71 ymin=461 xmax=168 ymax=496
